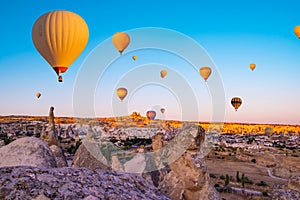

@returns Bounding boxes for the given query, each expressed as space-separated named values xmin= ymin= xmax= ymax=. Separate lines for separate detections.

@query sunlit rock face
xmin=0 ymin=137 xmax=57 ymax=168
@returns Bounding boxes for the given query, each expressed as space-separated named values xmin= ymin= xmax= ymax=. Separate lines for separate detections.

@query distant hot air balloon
xmin=160 ymin=108 xmax=166 ymax=114
xmin=231 ymin=97 xmax=242 ymax=111
xmin=36 ymin=92 xmax=41 ymax=98
xmin=116 ymin=87 xmax=128 ymax=101
xmin=160 ymin=70 xmax=167 ymax=78
xmin=294 ymin=26 xmax=300 ymax=39
xmin=112 ymin=32 xmax=130 ymax=55
xmin=32 ymin=10 xmax=89 ymax=82
xmin=199 ymin=66 xmax=211 ymax=81
xmin=132 ymin=55 xmax=137 ymax=61
xmin=146 ymin=110 xmax=156 ymax=120
xmin=249 ymin=63 xmax=256 ymax=71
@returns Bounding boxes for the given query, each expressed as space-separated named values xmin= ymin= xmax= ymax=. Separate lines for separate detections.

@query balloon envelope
xmin=294 ymin=26 xmax=300 ymax=39
xmin=231 ymin=97 xmax=242 ymax=111
xmin=132 ymin=55 xmax=137 ymax=61
xmin=146 ymin=110 xmax=156 ymax=120
xmin=199 ymin=66 xmax=211 ymax=81
xmin=32 ymin=10 xmax=89 ymax=79
xmin=116 ymin=88 xmax=128 ymax=101
xmin=160 ymin=108 xmax=166 ymax=114
xmin=249 ymin=63 xmax=256 ymax=71
xmin=112 ymin=32 xmax=130 ymax=55
xmin=36 ymin=93 xmax=41 ymax=98
xmin=160 ymin=70 xmax=167 ymax=78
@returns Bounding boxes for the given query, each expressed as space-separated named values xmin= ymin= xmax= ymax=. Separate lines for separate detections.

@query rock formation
xmin=72 ymin=126 xmax=111 ymax=170
xmin=0 ymin=137 xmax=57 ymax=168
xmin=40 ymin=106 xmax=59 ymax=146
xmin=50 ymin=145 xmax=68 ymax=167
xmin=0 ymin=166 xmax=171 ymax=200
xmin=71 ymin=124 xmax=220 ymax=200
xmin=156 ymin=125 xmax=221 ymax=200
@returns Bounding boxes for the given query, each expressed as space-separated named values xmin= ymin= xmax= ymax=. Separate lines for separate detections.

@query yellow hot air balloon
xmin=146 ymin=110 xmax=156 ymax=120
xmin=249 ymin=63 xmax=256 ymax=71
xmin=132 ymin=55 xmax=137 ymax=61
xmin=199 ymin=66 xmax=211 ymax=81
xmin=116 ymin=87 xmax=128 ymax=101
xmin=294 ymin=26 xmax=300 ymax=39
xmin=231 ymin=97 xmax=242 ymax=111
xmin=32 ymin=10 xmax=89 ymax=82
xmin=160 ymin=108 xmax=166 ymax=114
xmin=36 ymin=92 xmax=41 ymax=98
xmin=112 ymin=32 xmax=130 ymax=55
xmin=160 ymin=70 xmax=167 ymax=78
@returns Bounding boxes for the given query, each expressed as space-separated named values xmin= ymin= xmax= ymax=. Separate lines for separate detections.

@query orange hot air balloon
xmin=146 ymin=110 xmax=156 ymax=120
xmin=132 ymin=55 xmax=137 ymax=61
xmin=32 ymin=10 xmax=89 ymax=82
xmin=231 ymin=97 xmax=242 ymax=111
xmin=36 ymin=92 xmax=41 ymax=98
xmin=112 ymin=32 xmax=130 ymax=55
xmin=249 ymin=63 xmax=256 ymax=71
xmin=294 ymin=26 xmax=300 ymax=39
xmin=160 ymin=108 xmax=166 ymax=114
xmin=199 ymin=66 xmax=211 ymax=81
xmin=116 ymin=87 xmax=128 ymax=101
xmin=160 ymin=70 xmax=167 ymax=78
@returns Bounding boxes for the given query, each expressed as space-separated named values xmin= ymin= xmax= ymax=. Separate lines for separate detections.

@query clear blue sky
xmin=0 ymin=0 xmax=300 ymax=125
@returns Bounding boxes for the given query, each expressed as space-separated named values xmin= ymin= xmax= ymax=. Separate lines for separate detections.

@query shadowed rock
xmin=50 ymin=145 xmax=67 ymax=167
xmin=0 ymin=166 xmax=171 ymax=200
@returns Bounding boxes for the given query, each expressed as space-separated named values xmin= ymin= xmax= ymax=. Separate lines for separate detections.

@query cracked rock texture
xmin=0 ymin=166 xmax=171 ymax=200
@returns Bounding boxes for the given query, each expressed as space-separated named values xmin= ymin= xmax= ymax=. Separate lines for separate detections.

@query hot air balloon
xmin=294 ymin=26 xmax=300 ymax=39
xmin=36 ymin=92 xmax=41 ymax=98
xmin=160 ymin=108 xmax=166 ymax=114
xmin=112 ymin=32 xmax=130 ymax=55
xmin=32 ymin=10 xmax=89 ymax=82
xmin=116 ymin=88 xmax=128 ymax=101
xmin=132 ymin=55 xmax=137 ymax=61
xmin=160 ymin=70 xmax=167 ymax=78
xmin=249 ymin=63 xmax=256 ymax=71
xmin=231 ymin=97 xmax=242 ymax=111
xmin=199 ymin=66 xmax=211 ymax=81
xmin=146 ymin=110 xmax=156 ymax=120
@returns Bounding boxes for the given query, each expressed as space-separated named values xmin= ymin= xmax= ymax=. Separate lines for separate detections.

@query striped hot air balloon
xmin=231 ymin=97 xmax=242 ymax=111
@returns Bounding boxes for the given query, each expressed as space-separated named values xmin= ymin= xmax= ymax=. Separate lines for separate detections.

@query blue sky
xmin=0 ymin=0 xmax=300 ymax=125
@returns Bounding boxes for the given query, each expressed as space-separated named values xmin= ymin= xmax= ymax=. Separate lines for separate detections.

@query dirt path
xmin=266 ymin=168 xmax=288 ymax=181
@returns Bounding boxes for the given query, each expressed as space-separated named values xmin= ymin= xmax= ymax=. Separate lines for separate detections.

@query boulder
xmin=72 ymin=142 xmax=111 ymax=170
xmin=0 ymin=137 xmax=56 ymax=168
xmin=0 ymin=166 xmax=171 ymax=200
xmin=50 ymin=145 xmax=68 ymax=167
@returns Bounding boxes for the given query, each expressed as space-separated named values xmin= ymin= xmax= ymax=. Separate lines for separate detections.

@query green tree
xmin=241 ymin=173 xmax=245 ymax=188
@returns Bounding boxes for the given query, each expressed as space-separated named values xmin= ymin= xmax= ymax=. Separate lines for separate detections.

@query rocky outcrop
xmin=0 ymin=137 xmax=56 ymax=168
xmin=72 ymin=142 xmax=111 ymax=170
xmin=72 ymin=126 xmax=111 ymax=170
xmin=158 ymin=152 xmax=220 ymax=200
xmin=50 ymin=145 xmax=67 ymax=167
xmin=0 ymin=166 xmax=171 ymax=200
xmin=72 ymin=124 xmax=220 ymax=200
xmin=41 ymin=107 xmax=59 ymax=146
